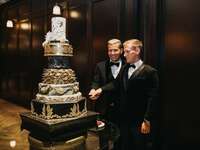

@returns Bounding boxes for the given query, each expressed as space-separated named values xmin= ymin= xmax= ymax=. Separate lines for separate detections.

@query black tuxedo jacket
xmin=91 ymin=59 xmax=125 ymax=115
xmin=102 ymin=63 xmax=159 ymax=124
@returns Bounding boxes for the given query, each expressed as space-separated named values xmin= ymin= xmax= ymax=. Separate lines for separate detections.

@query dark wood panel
xmin=18 ymin=19 xmax=31 ymax=57
xmin=68 ymin=3 xmax=89 ymax=94
xmin=32 ymin=17 xmax=45 ymax=56
xmin=123 ymin=0 xmax=139 ymax=40
xmin=18 ymin=0 xmax=30 ymax=19
xmin=7 ymin=7 xmax=18 ymax=55
xmin=92 ymin=0 xmax=120 ymax=65
xmin=0 ymin=7 xmax=21 ymax=101
xmin=143 ymin=0 xmax=158 ymax=66
xmin=31 ymin=16 xmax=46 ymax=98
xmin=31 ymin=0 xmax=46 ymax=16
xmin=161 ymin=0 xmax=200 ymax=148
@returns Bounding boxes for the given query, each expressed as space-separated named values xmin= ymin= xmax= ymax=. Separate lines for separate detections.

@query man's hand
xmin=89 ymin=89 xmax=96 ymax=96
xmin=140 ymin=120 xmax=151 ymax=134
xmin=88 ymin=88 xmax=102 ymax=100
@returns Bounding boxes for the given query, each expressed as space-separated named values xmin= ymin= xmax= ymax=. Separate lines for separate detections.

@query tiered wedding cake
xmin=31 ymin=17 xmax=87 ymax=122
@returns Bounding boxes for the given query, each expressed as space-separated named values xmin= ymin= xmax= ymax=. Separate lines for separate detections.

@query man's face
xmin=108 ymin=44 xmax=122 ymax=62
xmin=123 ymin=43 xmax=140 ymax=64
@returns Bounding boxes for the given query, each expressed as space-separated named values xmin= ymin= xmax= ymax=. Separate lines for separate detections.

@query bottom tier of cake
xmin=31 ymin=97 xmax=87 ymax=121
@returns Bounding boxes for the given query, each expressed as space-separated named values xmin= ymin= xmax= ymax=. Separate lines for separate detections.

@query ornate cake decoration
xmin=31 ymin=15 xmax=87 ymax=122
xmin=38 ymin=82 xmax=79 ymax=96
xmin=35 ymin=92 xmax=82 ymax=103
xmin=46 ymin=104 xmax=53 ymax=119
xmin=31 ymin=100 xmax=87 ymax=120
xmin=43 ymin=42 xmax=73 ymax=56
xmin=42 ymin=69 xmax=76 ymax=84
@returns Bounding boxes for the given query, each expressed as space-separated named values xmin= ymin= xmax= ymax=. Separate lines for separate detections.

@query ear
xmin=135 ymin=47 xmax=140 ymax=55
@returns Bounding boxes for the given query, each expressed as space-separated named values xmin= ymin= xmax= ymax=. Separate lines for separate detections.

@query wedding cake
xmin=31 ymin=16 xmax=87 ymax=122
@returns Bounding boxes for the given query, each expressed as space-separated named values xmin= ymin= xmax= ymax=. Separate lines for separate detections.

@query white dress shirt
xmin=128 ymin=59 xmax=143 ymax=79
xmin=110 ymin=59 xmax=122 ymax=79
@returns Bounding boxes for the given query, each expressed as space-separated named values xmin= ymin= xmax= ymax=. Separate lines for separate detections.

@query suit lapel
xmin=128 ymin=64 xmax=145 ymax=80
xmin=105 ymin=60 xmax=114 ymax=82
xmin=99 ymin=60 xmax=107 ymax=84
xmin=115 ymin=59 xmax=125 ymax=79
xmin=122 ymin=64 xmax=129 ymax=91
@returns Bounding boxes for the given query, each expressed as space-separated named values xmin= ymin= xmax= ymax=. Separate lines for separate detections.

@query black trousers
xmin=116 ymin=123 xmax=152 ymax=150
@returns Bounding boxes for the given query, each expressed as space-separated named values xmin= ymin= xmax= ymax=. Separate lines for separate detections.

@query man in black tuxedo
xmin=89 ymin=38 xmax=125 ymax=124
xmin=90 ymin=39 xmax=159 ymax=150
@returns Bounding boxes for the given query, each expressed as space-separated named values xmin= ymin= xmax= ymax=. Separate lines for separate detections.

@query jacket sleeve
xmin=144 ymin=69 xmax=159 ymax=121
xmin=91 ymin=64 xmax=102 ymax=89
xmin=101 ymin=71 xmax=121 ymax=92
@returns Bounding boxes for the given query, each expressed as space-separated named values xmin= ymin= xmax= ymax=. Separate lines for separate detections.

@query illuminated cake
xmin=31 ymin=16 xmax=87 ymax=122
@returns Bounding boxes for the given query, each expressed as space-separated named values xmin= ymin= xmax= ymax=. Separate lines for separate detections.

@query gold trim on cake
xmin=43 ymin=42 xmax=73 ymax=56
xmin=36 ymin=92 xmax=82 ymax=103
xmin=42 ymin=69 xmax=76 ymax=84
xmin=46 ymin=104 xmax=53 ymax=119
xmin=31 ymin=111 xmax=87 ymax=124
xmin=70 ymin=103 xmax=80 ymax=116
xmin=31 ymin=98 xmax=87 ymax=120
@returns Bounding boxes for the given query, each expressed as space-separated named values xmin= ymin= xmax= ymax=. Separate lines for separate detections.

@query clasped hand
xmin=88 ymin=88 xmax=102 ymax=100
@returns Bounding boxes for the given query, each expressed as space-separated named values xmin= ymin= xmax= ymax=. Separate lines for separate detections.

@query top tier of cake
xmin=43 ymin=17 xmax=73 ymax=56
xmin=46 ymin=17 xmax=67 ymax=42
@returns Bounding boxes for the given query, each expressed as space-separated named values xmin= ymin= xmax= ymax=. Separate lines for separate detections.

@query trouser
xmin=117 ymin=123 xmax=152 ymax=150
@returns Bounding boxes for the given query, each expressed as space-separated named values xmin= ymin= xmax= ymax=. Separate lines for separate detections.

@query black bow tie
xmin=128 ymin=64 xmax=136 ymax=68
xmin=109 ymin=62 xmax=120 ymax=67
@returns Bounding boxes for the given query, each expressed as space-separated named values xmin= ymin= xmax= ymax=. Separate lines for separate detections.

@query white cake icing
xmin=38 ymin=82 xmax=79 ymax=95
xmin=39 ymin=82 xmax=79 ymax=88
xmin=52 ymin=17 xmax=66 ymax=37
xmin=43 ymin=17 xmax=68 ymax=44
xmin=32 ymin=15 xmax=86 ymax=121
xmin=36 ymin=92 xmax=82 ymax=103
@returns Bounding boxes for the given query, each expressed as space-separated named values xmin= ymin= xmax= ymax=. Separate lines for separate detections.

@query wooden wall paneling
xmin=6 ymin=6 xmax=20 ymax=101
xmin=47 ymin=0 xmax=55 ymax=15
xmin=92 ymin=0 xmax=120 ymax=66
xmin=31 ymin=16 xmax=45 ymax=99
xmin=18 ymin=0 xmax=32 ymax=105
xmin=31 ymin=0 xmax=46 ymax=16
xmin=31 ymin=17 xmax=45 ymax=67
xmin=0 ymin=9 xmax=7 ymax=70
xmin=123 ymin=0 xmax=139 ymax=40
xmin=7 ymin=6 xmax=18 ymax=55
xmin=86 ymin=0 xmax=93 ymax=81
xmin=18 ymin=0 xmax=31 ymax=57
xmin=0 ymin=8 xmax=7 ymax=98
xmin=162 ymin=0 xmax=200 ymax=148
xmin=143 ymin=0 xmax=158 ymax=67
xmin=68 ymin=1 xmax=89 ymax=95
xmin=30 ymin=0 xmax=47 ymax=99
xmin=86 ymin=0 xmax=94 ymax=110
xmin=157 ymin=0 xmax=165 ymax=71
